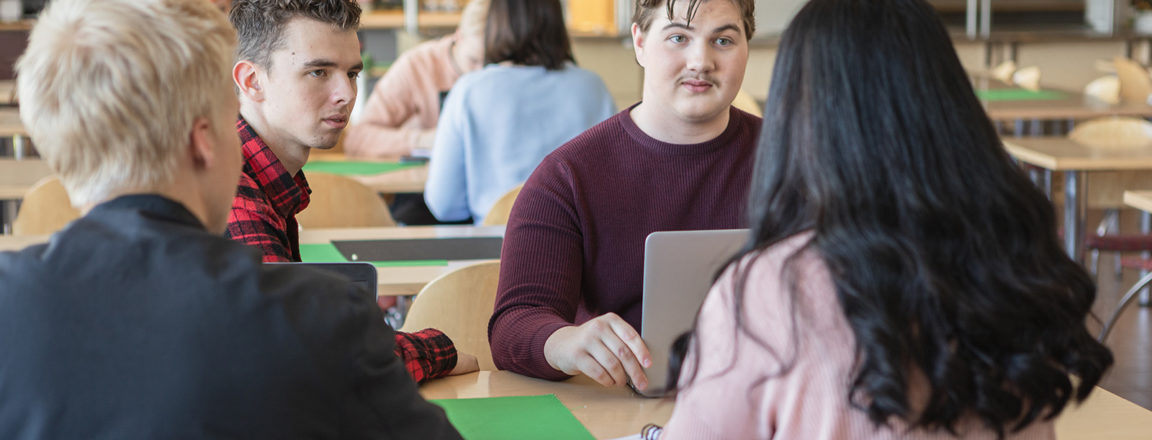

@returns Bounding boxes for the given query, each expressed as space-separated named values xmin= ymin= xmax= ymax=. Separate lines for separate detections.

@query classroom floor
xmin=1093 ymin=254 xmax=1152 ymax=411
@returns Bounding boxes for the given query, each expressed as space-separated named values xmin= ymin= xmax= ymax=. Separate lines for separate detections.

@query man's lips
xmin=682 ymin=79 xmax=714 ymax=93
xmin=322 ymin=115 xmax=348 ymax=127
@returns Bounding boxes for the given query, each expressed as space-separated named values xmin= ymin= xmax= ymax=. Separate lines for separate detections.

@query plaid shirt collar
xmin=236 ymin=116 xmax=311 ymax=219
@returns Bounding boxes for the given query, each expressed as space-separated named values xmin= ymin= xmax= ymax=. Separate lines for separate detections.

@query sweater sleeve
xmin=487 ymin=157 xmax=587 ymax=380
xmin=343 ymin=51 xmax=425 ymax=158
xmin=423 ymin=82 xmax=473 ymax=222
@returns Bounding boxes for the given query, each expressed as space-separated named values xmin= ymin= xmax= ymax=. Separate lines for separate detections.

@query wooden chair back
xmin=1113 ymin=57 xmax=1152 ymax=105
xmin=1011 ymin=66 xmax=1041 ymax=91
xmin=481 ymin=184 xmax=523 ymax=226
xmin=1070 ymin=117 xmax=1152 ymax=209
xmin=1084 ymin=75 xmax=1121 ymax=105
xmin=731 ymin=89 xmax=763 ymax=117
xmin=989 ymin=60 xmax=1017 ymax=83
xmin=296 ymin=171 xmax=396 ymax=229
xmin=12 ymin=176 xmax=80 ymax=236
xmin=400 ymin=260 xmax=501 ymax=371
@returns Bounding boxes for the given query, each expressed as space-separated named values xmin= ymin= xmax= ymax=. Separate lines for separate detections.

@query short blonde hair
xmin=17 ymin=0 xmax=236 ymax=206
xmin=458 ymin=0 xmax=489 ymax=38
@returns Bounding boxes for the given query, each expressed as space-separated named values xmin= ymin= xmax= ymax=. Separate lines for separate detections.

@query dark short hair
xmin=230 ymin=0 xmax=361 ymax=68
xmin=483 ymin=0 xmax=573 ymax=70
xmin=633 ymin=0 xmax=755 ymax=40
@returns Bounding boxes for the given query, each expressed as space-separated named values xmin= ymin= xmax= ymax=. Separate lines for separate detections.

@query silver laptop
xmin=635 ymin=229 xmax=749 ymax=398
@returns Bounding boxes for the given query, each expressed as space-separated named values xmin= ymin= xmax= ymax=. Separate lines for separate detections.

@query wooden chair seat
xmin=296 ymin=171 xmax=396 ymax=229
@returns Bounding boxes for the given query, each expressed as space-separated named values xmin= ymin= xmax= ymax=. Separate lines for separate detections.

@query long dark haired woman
xmin=655 ymin=0 xmax=1113 ymax=438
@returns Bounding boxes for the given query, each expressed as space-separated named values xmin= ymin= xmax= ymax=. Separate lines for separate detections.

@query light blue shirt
xmin=424 ymin=63 xmax=617 ymax=224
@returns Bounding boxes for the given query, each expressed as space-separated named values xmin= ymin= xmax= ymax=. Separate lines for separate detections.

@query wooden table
xmin=299 ymin=225 xmax=503 ymax=296
xmin=1004 ymin=137 xmax=1152 ymax=260
xmin=421 ymin=371 xmax=1152 ymax=439
xmin=419 ymin=371 xmax=673 ymax=440
xmin=309 ymin=152 xmax=427 ymax=194
xmin=971 ymin=76 xmax=1152 ymax=132
xmin=0 ymin=158 xmax=51 ymax=199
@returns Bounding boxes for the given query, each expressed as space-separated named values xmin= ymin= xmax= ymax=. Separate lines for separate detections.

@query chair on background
xmin=295 ymin=171 xmax=396 ymax=229
xmin=481 ymin=184 xmax=523 ymax=227
xmin=12 ymin=176 xmax=80 ymax=236
xmin=1113 ymin=56 xmax=1152 ymax=105
xmin=731 ymin=89 xmax=763 ymax=117
xmin=1011 ymin=66 xmax=1041 ymax=91
xmin=989 ymin=60 xmax=1017 ymax=83
xmin=400 ymin=260 xmax=500 ymax=371
xmin=1069 ymin=117 xmax=1152 ymax=276
xmin=1084 ymin=75 xmax=1121 ymax=105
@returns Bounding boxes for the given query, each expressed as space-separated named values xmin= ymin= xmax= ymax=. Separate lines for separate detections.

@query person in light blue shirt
xmin=424 ymin=0 xmax=616 ymax=224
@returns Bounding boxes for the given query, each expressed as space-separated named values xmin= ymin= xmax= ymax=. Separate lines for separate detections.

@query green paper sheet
xmin=298 ymin=243 xmax=448 ymax=267
xmin=430 ymin=395 xmax=595 ymax=440
xmin=302 ymin=160 xmax=418 ymax=176
xmin=975 ymin=89 xmax=1067 ymax=102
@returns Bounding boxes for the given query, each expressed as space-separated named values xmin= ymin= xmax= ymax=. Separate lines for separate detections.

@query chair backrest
xmin=1113 ymin=57 xmax=1152 ymax=105
xmin=400 ymin=260 xmax=500 ymax=371
xmin=296 ymin=171 xmax=396 ymax=229
xmin=481 ymin=184 xmax=523 ymax=226
xmin=1084 ymin=75 xmax=1121 ymax=105
xmin=1069 ymin=116 xmax=1152 ymax=150
xmin=1011 ymin=66 xmax=1041 ymax=91
xmin=12 ymin=176 xmax=80 ymax=236
xmin=989 ymin=60 xmax=1017 ymax=83
xmin=1070 ymin=117 xmax=1152 ymax=208
xmin=731 ymin=89 xmax=763 ymax=117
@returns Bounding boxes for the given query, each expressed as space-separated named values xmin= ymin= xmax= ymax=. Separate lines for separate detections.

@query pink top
xmin=344 ymin=36 xmax=460 ymax=158
xmin=662 ymin=234 xmax=1055 ymax=440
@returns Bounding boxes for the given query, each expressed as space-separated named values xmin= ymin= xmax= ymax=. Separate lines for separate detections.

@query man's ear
xmin=188 ymin=116 xmax=216 ymax=171
xmin=233 ymin=60 xmax=263 ymax=101
xmin=631 ymin=23 xmax=647 ymax=68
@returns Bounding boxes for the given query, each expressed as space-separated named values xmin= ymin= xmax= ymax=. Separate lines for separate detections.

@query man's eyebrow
xmin=661 ymin=22 xmax=742 ymax=34
xmin=661 ymin=22 xmax=693 ymax=32
xmin=301 ymin=59 xmax=365 ymax=71
xmin=713 ymin=24 xmax=741 ymax=34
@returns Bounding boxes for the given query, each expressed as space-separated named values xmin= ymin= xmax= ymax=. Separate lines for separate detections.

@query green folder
xmin=302 ymin=160 xmax=419 ymax=176
xmin=430 ymin=395 xmax=595 ymax=440
xmin=975 ymin=89 xmax=1067 ymax=102
xmin=298 ymin=243 xmax=447 ymax=267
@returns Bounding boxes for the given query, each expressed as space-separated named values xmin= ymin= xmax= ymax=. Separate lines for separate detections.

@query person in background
xmin=342 ymin=0 xmax=489 ymax=226
xmin=0 ymin=0 xmax=461 ymax=437
xmin=343 ymin=0 xmax=489 ymax=159
xmin=225 ymin=0 xmax=477 ymax=383
xmin=487 ymin=0 xmax=757 ymax=390
xmin=655 ymin=0 xmax=1113 ymax=438
xmin=422 ymin=0 xmax=616 ymax=225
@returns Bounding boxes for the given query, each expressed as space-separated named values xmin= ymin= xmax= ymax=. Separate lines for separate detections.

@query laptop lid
xmin=635 ymin=229 xmax=748 ymax=398
xmin=264 ymin=262 xmax=377 ymax=301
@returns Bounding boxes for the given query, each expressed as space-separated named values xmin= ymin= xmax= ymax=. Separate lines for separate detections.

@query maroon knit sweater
xmin=488 ymin=105 xmax=760 ymax=380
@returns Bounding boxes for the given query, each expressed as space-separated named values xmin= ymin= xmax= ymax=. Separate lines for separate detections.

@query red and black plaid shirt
xmin=226 ymin=117 xmax=458 ymax=383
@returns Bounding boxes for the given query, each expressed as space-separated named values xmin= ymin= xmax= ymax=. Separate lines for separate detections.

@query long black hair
xmin=670 ymin=0 xmax=1112 ymax=435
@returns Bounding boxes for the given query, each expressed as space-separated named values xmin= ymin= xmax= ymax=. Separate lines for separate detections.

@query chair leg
xmin=1090 ymin=249 xmax=1101 ymax=277
xmin=1099 ymin=270 xmax=1152 ymax=343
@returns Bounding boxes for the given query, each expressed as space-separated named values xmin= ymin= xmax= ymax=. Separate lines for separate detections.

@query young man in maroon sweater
xmin=489 ymin=0 xmax=759 ymax=390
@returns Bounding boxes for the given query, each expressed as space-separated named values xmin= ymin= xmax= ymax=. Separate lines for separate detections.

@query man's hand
xmin=543 ymin=313 xmax=652 ymax=389
xmin=449 ymin=352 xmax=479 ymax=376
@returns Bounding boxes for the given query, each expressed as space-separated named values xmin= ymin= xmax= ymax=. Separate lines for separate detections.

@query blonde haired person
xmin=343 ymin=0 xmax=490 ymax=158
xmin=0 ymin=0 xmax=461 ymax=437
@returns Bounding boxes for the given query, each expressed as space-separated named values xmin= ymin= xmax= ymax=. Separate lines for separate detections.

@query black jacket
xmin=0 ymin=195 xmax=461 ymax=439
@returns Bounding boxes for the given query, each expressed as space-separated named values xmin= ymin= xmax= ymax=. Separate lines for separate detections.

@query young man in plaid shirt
xmin=224 ymin=0 xmax=478 ymax=383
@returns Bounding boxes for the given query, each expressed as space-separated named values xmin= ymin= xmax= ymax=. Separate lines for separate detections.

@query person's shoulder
xmin=393 ymin=36 xmax=454 ymax=71
xmin=544 ymin=110 xmax=628 ymax=160
xmin=255 ymin=263 xmax=381 ymax=338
